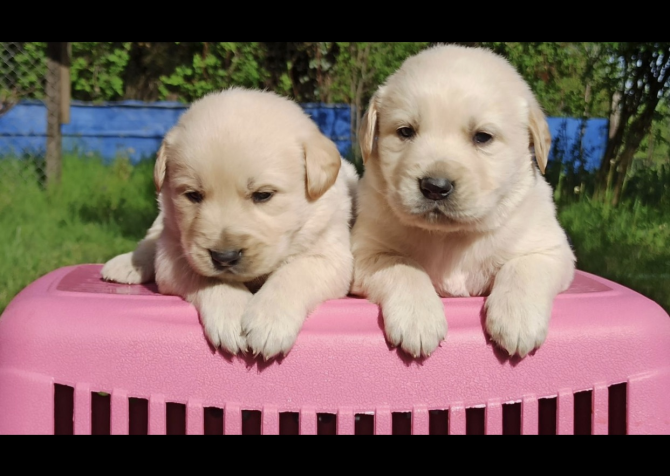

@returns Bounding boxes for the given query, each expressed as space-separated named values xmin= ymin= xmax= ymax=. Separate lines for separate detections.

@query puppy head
xmin=359 ymin=44 xmax=551 ymax=232
xmin=155 ymin=88 xmax=341 ymax=282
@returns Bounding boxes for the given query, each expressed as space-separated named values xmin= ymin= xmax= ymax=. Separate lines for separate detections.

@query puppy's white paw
xmin=101 ymin=252 xmax=153 ymax=284
xmin=199 ymin=306 xmax=248 ymax=356
xmin=382 ymin=294 xmax=447 ymax=358
xmin=193 ymin=283 xmax=252 ymax=356
xmin=484 ymin=290 xmax=551 ymax=357
xmin=241 ymin=297 xmax=305 ymax=360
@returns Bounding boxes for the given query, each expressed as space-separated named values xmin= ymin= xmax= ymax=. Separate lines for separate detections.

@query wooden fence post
xmin=45 ymin=42 xmax=70 ymax=187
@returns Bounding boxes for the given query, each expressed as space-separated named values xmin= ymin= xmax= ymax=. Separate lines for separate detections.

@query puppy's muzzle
xmin=209 ymin=249 xmax=243 ymax=270
xmin=419 ymin=177 xmax=454 ymax=201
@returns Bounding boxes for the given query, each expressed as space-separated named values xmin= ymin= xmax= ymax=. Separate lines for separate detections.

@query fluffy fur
xmin=102 ymin=88 xmax=358 ymax=360
xmin=351 ymin=45 xmax=576 ymax=358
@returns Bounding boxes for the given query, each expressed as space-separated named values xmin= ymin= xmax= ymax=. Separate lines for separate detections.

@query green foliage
xmin=3 ymin=42 xmax=660 ymax=123
xmin=328 ymin=42 xmax=431 ymax=167
xmin=592 ymin=42 xmax=670 ymax=203
xmin=70 ymin=42 xmax=132 ymax=101
xmin=329 ymin=42 xmax=429 ymax=105
xmin=0 ymin=42 xmax=47 ymax=104
xmin=634 ymin=101 xmax=670 ymax=167
xmin=480 ymin=42 xmax=612 ymax=117
xmin=158 ymin=42 xmax=269 ymax=102
xmin=624 ymin=163 xmax=670 ymax=208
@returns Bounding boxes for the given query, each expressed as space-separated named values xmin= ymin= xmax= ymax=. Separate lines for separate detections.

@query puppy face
xmin=360 ymin=45 xmax=551 ymax=232
xmin=155 ymin=88 xmax=341 ymax=282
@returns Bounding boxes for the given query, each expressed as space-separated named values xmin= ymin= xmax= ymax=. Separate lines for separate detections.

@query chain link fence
xmin=1 ymin=42 xmax=48 ymax=190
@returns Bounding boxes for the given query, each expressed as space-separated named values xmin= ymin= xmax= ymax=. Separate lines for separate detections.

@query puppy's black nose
xmin=209 ymin=249 xmax=242 ymax=268
xmin=419 ymin=177 xmax=454 ymax=201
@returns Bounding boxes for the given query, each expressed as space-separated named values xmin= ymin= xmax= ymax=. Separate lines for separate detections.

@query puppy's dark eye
xmin=252 ymin=191 xmax=274 ymax=203
xmin=397 ymin=126 xmax=416 ymax=139
xmin=185 ymin=191 xmax=204 ymax=203
xmin=474 ymin=132 xmax=493 ymax=144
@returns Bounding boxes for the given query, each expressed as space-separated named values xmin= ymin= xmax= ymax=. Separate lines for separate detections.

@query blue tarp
xmin=0 ymin=100 xmax=608 ymax=171
xmin=546 ymin=117 xmax=609 ymax=172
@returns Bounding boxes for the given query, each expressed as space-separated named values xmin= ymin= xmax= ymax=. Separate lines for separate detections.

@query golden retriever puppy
xmin=101 ymin=88 xmax=358 ymax=360
xmin=351 ymin=45 xmax=576 ymax=359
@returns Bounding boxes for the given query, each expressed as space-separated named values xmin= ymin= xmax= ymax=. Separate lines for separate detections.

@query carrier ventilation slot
xmin=54 ymin=384 xmax=74 ymax=435
xmin=573 ymin=390 xmax=593 ymax=435
xmin=91 ymin=391 xmax=111 ymax=435
xmin=608 ymin=383 xmax=627 ymax=435
xmin=316 ymin=413 xmax=337 ymax=435
xmin=355 ymin=414 xmax=374 ymax=435
xmin=52 ymin=382 xmax=627 ymax=434
xmin=128 ymin=397 xmax=148 ymax=435
xmin=391 ymin=412 xmax=411 ymax=435
xmin=166 ymin=402 xmax=186 ymax=435
xmin=204 ymin=406 xmax=224 ymax=435
xmin=466 ymin=407 xmax=485 ymax=435
xmin=279 ymin=412 xmax=300 ymax=435
xmin=502 ymin=402 xmax=522 ymax=435
xmin=538 ymin=397 xmax=557 ymax=435
xmin=241 ymin=410 xmax=261 ymax=435
xmin=429 ymin=409 xmax=449 ymax=435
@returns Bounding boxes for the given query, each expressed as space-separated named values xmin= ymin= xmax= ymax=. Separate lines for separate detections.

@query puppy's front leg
xmin=101 ymin=211 xmax=164 ymax=284
xmin=189 ymin=280 xmax=252 ymax=356
xmin=155 ymin=242 xmax=252 ymax=356
xmin=485 ymin=253 xmax=575 ymax=357
xmin=241 ymin=252 xmax=352 ymax=360
xmin=352 ymin=252 xmax=447 ymax=358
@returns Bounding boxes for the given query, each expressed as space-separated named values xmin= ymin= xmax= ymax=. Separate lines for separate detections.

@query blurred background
xmin=0 ymin=42 xmax=668 ymax=314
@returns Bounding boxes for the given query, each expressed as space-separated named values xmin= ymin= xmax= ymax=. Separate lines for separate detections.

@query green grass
xmin=0 ymin=155 xmax=668 ymax=316
xmin=0 ymin=155 xmax=157 ymax=313
xmin=558 ymin=199 xmax=670 ymax=313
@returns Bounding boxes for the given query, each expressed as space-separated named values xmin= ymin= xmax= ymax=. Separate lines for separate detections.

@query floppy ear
xmin=153 ymin=142 xmax=168 ymax=192
xmin=359 ymin=91 xmax=381 ymax=164
xmin=153 ymin=128 xmax=177 ymax=192
xmin=304 ymin=131 xmax=341 ymax=200
xmin=528 ymin=97 xmax=551 ymax=174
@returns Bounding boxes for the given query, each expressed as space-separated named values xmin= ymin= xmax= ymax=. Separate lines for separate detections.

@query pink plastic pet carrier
xmin=1 ymin=264 xmax=669 ymax=435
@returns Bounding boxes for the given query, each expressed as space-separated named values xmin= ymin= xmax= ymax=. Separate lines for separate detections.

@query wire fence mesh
xmin=0 ymin=42 xmax=48 ymax=189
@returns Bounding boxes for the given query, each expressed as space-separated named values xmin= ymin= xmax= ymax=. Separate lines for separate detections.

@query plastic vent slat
xmin=74 ymin=384 xmax=90 ymax=435
xmin=299 ymin=407 xmax=317 ymax=435
xmin=186 ymin=400 xmax=204 ymax=435
xmin=486 ymin=399 xmax=503 ymax=435
xmin=337 ymin=408 xmax=355 ymax=435
xmin=262 ymin=405 xmax=279 ymax=435
xmin=224 ymin=404 xmax=242 ymax=435
xmin=111 ymin=390 xmax=128 ymax=435
xmin=522 ymin=396 xmax=539 ymax=435
xmin=148 ymin=394 xmax=166 ymax=435
xmin=449 ymin=404 xmax=466 ymax=435
xmin=412 ymin=405 xmax=429 ymax=435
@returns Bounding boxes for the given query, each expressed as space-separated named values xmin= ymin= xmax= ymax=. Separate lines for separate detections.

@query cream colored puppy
xmin=351 ymin=45 xmax=576 ymax=359
xmin=102 ymin=88 xmax=358 ymax=360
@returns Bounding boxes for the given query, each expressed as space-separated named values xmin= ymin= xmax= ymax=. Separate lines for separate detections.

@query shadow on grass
xmin=69 ymin=156 xmax=158 ymax=241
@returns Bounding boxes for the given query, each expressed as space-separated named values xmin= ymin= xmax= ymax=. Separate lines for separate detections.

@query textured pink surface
xmin=1 ymin=264 xmax=670 ymax=434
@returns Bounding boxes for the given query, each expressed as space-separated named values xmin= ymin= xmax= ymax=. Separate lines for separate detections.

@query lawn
xmin=0 ymin=155 xmax=157 ymax=312
xmin=1 ymin=155 xmax=668 ymax=315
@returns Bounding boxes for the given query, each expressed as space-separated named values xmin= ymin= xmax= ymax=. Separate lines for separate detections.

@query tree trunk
xmin=595 ymin=91 xmax=622 ymax=200
xmin=610 ymin=103 xmax=659 ymax=206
